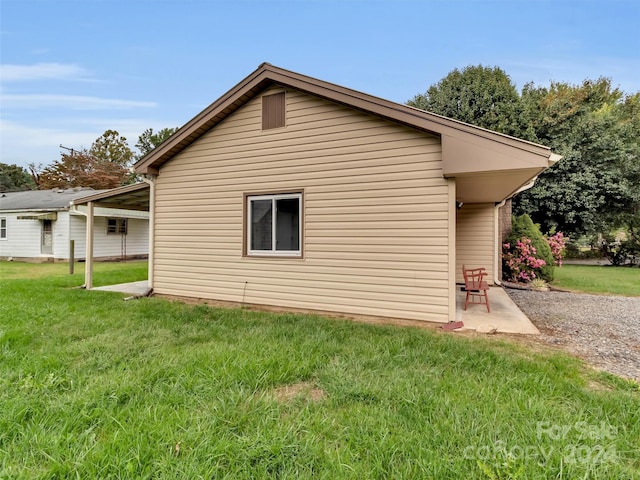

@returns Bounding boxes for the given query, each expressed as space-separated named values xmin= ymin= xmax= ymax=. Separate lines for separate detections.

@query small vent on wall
xmin=262 ymin=92 xmax=286 ymax=130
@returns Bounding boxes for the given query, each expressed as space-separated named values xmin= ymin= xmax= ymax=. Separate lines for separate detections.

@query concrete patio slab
xmin=456 ymin=286 xmax=539 ymax=335
xmin=92 ymin=280 xmax=150 ymax=296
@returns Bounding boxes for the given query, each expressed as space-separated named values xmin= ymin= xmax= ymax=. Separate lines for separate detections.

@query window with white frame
xmin=0 ymin=217 xmax=6 ymax=240
xmin=107 ymin=218 xmax=127 ymax=235
xmin=246 ymin=193 xmax=301 ymax=256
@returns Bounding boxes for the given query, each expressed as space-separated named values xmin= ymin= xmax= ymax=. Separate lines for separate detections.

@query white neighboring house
xmin=0 ymin=187 xmax=149 ymax=262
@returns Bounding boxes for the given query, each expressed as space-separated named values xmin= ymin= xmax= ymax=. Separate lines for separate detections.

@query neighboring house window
xmin=246 ymin=193 xmax=302 ymax=256
xmin=0 ymin=217 xmax=6 ymax=240
xmin=262 ymin=92 xmax=286 ymax=130
xmin=107 ymin=218 xmax=128 ymax=235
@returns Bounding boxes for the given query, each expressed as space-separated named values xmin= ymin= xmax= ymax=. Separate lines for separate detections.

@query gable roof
xmin=0 ymin=187 xmax=106 ymax=212
xmin=134 ymin=63 xmax=560 ymax=203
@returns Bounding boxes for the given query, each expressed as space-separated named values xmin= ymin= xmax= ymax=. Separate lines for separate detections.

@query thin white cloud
xmin=0 ymin=119 xmax=79 ymax=147
xmin=505 ymin=56 xmax=640 ymax=93
xmin=0 ymin=118 xmax=174 ymax=169
xmin=0 ymin=120 xmax=97 ymax=167
xmin=0 ymin=62 xmax=91 ymax=82
xmin=30 ymin=48 xmax=51 ymax=56
xmin=1 ymin=94 xmax=156 ymax=110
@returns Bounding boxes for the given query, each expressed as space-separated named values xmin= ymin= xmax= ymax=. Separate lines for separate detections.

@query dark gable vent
xmin=262 ymin=92 xmax=286 ymax=130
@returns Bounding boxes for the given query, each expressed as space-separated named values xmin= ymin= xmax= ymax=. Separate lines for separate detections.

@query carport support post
xmin=143 ymin=175 xmax=155 ymax=289
xmin=84 ymin=201 xmax=94 ymax=289
xmin=69 ymin=240 xmax=75 ymax=274
xmin=448 ymin=178 xmax=457 ymax=322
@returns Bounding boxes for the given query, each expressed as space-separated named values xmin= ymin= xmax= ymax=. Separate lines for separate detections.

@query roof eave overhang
xmin=440 ymin=132 xmax=561 ymax=203
xmin=440 ymin=133 xmax=554 ymax=178
xmin=134 ymin=65 xmax=278 ymax=175
xmin=17 ymin=212 xmax=59 ymax=220
xmin=134 ymin=62 xmax=557 ymax=177
xmin=0 ymin=207 xmax=68 ymax=214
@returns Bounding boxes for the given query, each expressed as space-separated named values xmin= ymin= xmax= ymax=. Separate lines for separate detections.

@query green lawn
xmin=552 ymin=264 xmax=640 ymax=296
xmin=1 ymin=262 xmax=638 ymax=479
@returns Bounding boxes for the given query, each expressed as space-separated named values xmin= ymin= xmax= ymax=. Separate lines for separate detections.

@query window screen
xmin=247 ymin=193 xmax=301 ymax=256
xmin=107 ymin=218 xmax=128 ymax=235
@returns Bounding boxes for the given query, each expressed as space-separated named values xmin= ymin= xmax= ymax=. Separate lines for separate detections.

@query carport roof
xmin=70 ymin=182 xmax=150 ymax=211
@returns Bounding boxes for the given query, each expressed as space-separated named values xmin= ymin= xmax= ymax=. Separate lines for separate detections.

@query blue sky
xmin=1 ymin=0 xmax=639 ymax=170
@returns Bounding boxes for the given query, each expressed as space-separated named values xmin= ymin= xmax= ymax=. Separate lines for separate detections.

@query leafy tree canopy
xmin=89 ymin=129 xmax=134 ymax=166
xmin=31 ymin=130 xmax=133 ymax=190
xmin=135 ymin=127 xmax=178 ymax=161
xmin=0 ymin=163 xmax=36 ymax=192
xmin=515 ymin=79 xmax=639 ymax=237
xmin=32 ymin=151 xmax=128 ymax=190
xmin=407 ymin=65 xmax=535 ymax=140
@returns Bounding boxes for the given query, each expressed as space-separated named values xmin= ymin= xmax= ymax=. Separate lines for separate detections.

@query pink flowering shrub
xmin=504 ymin=214 xmax=556 ymax=281
xmin=545 ymin=231 xmax=568 ymax=266
xmin=502 ymin=237 xmax=547 ymax=283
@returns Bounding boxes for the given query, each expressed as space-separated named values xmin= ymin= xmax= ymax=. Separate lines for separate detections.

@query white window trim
xmin=0 ymin=217 xmax=6 ymax=240
xmin=247 ymin=193 xmax=302 ymax=257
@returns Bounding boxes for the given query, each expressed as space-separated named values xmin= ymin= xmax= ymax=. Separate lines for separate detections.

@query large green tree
xmin=616 ymin=92 xmax=640 ymax=244
xmin=407 ymin=65 xmax=534 ymax=140
xmin=89 ymin=129 xmax=134 ymax=166
xmin=515 ymin=79 xmax=639 ymax=237
xmin=135 ymin=127 xmax=178 ymax=160
xmin=0 ymin=163 xmax=36 ymax=192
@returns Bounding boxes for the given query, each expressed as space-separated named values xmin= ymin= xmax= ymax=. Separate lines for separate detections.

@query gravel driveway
xmin=506 ymin=289 xmax=640 ymax=382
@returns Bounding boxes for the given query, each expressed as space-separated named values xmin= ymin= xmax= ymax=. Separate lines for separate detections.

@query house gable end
xmin=150 ymin=86 xmax=451 ymax=322
xmin=134 ymin=63 xmax=557 ymax=183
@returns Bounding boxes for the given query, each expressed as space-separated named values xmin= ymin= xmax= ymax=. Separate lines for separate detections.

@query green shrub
xmin=564 ymin=242 xmax=603 ymax=260
xmin=504 ymin=214 xmax=555 ymax=281
xmin=564 ymin=242 xmax=581 ymax=259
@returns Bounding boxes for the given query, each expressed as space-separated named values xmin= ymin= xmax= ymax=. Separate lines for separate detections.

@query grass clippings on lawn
xmin=1 ymin=262 xmax=638 ymax=479
xmin=270 ymin=381 xmax=327 ymax=403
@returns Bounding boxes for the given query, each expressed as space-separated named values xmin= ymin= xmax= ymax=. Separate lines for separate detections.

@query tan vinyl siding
xmin=153 ymin=87 xmax=451 ymax=322
xmin=456 ymin=203 xmax=495 ymax=284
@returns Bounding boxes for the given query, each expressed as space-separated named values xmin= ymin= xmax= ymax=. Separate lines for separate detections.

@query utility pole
xmin=59 ymin=145 xmax=78 ymax=156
